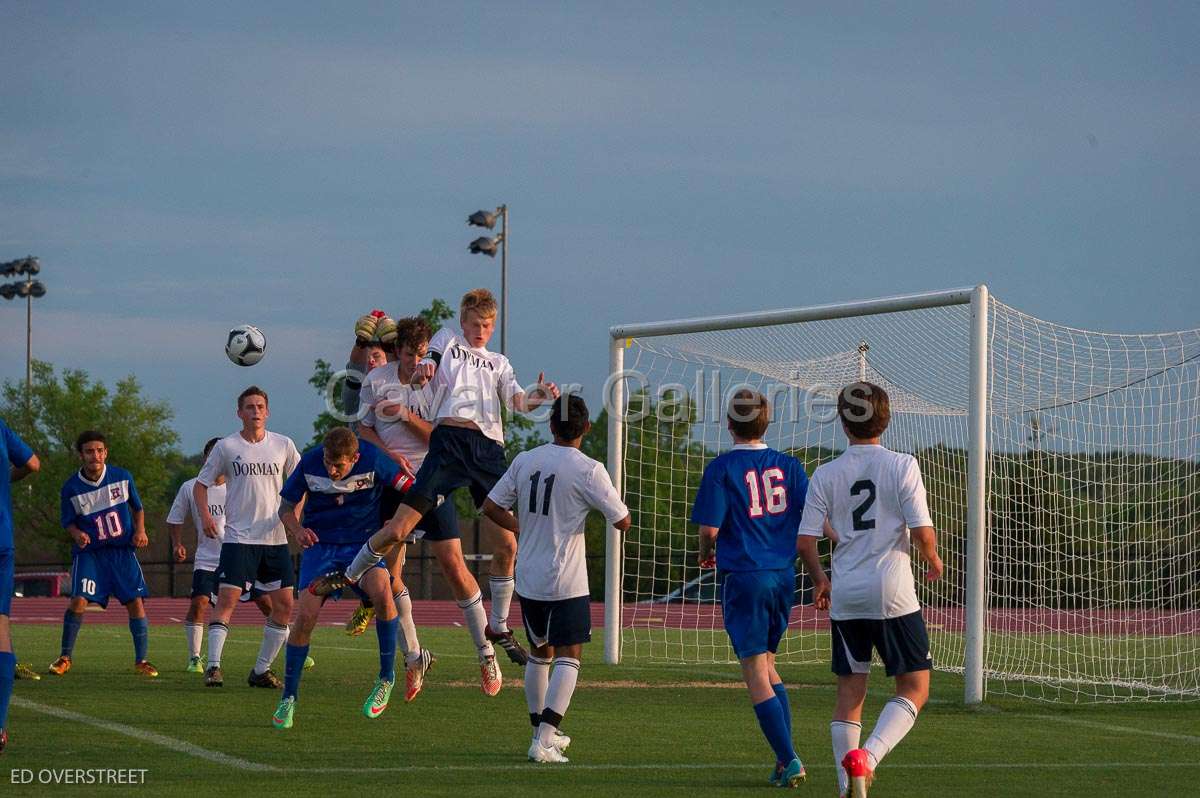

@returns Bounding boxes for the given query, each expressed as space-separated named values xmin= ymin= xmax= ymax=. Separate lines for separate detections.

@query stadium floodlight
xmin=1 ymin=255 xmax=47 ymax=410
xmin=465 ymin=204 xmax=508 ymax=355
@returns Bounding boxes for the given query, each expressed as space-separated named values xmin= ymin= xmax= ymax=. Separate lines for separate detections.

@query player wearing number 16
xmin=49 ymin=431 xmax=157 ymax=678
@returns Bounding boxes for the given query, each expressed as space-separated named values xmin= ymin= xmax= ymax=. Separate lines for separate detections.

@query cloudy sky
xmin=2 ymin=2 xmax=1197 ymax=451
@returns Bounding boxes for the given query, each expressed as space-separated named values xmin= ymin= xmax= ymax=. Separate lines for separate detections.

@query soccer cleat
xmin=485 ymin=625 xmax=529 ymax=666
xmin=363 ymin=678 xmax=394 ymax=719
xmin=479 ymin=653 xmax=503 ymax=696
xmin=404 ymin=648 xmax=435 ymax=702
xmin=303 ymin=655 xmax=315 ymax=670
xmin=777 ymin=757 xmax=806 ymax=788
xmin=272 ymin=696 xmax=295 ymax=730
xmin=527 ymin=739 xmax=569 ymax=763
xmin=204 ymin=665 xmax=223 ymax=687
xmin=14 ymin=662 xmax=41 ymax=681
xmin=550 ymin=729 xmax=571 ymax=752
xmin=0 ymin=728 xmax=6 ymax=754
xmin=842 ymin=749 xmax=874 ymax=798
xmin=308 ymin=570 xmax=353 ymax=597
xmin=769 ymin=762 xmax=783 ymax=786
xmin=247 ymin=668 xmax=282 ymax=688
xmin=134 ymin=660 xmax=159 ymax=677
xmin=345 ymin=604 xmax=374 ymax=636
xmin=48 ymin=655 xmax=71 ymax=676
xmin=186 ymin=656 xmax=204 ymax=673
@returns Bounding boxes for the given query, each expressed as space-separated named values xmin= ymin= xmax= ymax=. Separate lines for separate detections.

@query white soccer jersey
xmin=487 ymin=443 xmax=629 ymax=601
xmin=196 ymin=431 xmax=300 ymax=546
xmin=798 ymin=444 xmax=933 ymax=621
xmin=360 ymin=362 xmax=434 ymax=470
xmin=167 ymin=477 xmax=227 ymax=571
xmin=422 ymin=327 xmax=522 ymax=446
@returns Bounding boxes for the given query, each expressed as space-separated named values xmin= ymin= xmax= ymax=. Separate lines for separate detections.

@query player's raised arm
xmin=509 ymin=370 xmax=559 ymax=413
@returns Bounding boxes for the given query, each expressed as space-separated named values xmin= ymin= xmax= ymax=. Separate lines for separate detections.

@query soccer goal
xmin=603 ymin=285 xmax=1200 ymax=704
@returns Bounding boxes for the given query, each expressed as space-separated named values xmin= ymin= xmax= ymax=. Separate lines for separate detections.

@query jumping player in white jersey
xmin=311 ymin=288 xmax=560 ymax=697
xmin=195 ymin=387 xmax=301 ymax=689
xmin=482 ymin=394 xmax=630 ymax=763
xmin=796 ymin=383 xmax=944 ymax=798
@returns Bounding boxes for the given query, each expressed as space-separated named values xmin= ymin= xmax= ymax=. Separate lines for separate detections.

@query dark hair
xmin=727 ymin=389 xmax=769 ymax=440
xmin=238 ymin=385 xmax=269 ymax=410
xmin=550 ymin=394 xmax=590 ymax=441
xmin=323 ymin=426 xmax=359 ymax=459
xmin=75 ymin=430 xmax=107 ymax=453
xmin=837 ymin=382 xmax=891 ymax=439
xmin=394 ymin=317 xmax=433 ymax=353
xmin=203 ymin=437 xmax=221 ymax=458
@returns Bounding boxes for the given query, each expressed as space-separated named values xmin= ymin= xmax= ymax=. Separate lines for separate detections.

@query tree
xmin=1 ymin=361 xmax=182 ymax=562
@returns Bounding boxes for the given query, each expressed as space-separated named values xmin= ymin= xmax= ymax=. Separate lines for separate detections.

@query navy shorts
xmin=191 ymin=568 xmax=269 ymax=604
xmin=0 ymin=549 xmax=12 ymax=616
xmin=71 ymin=546 xmax=149 ymax=608
xmin=721 ymin=568 xmax=794 ymax=659
xmin=382 ymin=481 xmax=460 ymax=542
xmin=519 ymin=594 xmax=592 ymax=649
xmin=405 ymin=425 xmax=508 ymax=515
xmin=216 ymin=542 xmax=294 ymax=595
xmin=830 ymin=611 xmax=933 ymax=677
xmin=298 ymin=542 xmax=386 ymax=601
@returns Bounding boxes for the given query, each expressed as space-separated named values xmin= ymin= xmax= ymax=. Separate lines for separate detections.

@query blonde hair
xmin=460 ymin=288 xmax=498 ymax=320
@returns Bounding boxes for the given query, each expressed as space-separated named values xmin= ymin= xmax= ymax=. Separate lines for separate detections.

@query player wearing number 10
xmin=691 ymin=390 xmax=810 ymax=788
xmin=50 ymin=431 xmax=157 ymax=678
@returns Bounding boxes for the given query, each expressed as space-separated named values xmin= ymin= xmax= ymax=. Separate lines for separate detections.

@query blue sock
xmin=128 ymin=616 xmax=149 ymax=663
xmin=0 ymin=652 xmax=14 ymax=729
xmin=61 ymin=610 xmax=83 ymax=657
xmin=376 ymin=617 xmax=399 ymax=682
xmin=284 ymin=644 xmax=309 ymax=700
xmin=753 ymin=696 xmax=797 ymax=765
xmin=773 ymin=682 xmax=792 ymax=743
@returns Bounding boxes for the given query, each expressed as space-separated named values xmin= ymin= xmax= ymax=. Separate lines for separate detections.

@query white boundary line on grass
xmin=1033 ymin=714 xmax=1200 ymax=743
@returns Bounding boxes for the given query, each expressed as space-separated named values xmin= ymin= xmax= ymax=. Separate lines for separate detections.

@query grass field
xmin=3 ymin=623 xmax=1198 ymax=797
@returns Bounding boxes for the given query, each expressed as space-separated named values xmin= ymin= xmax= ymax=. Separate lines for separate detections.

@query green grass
xmin=3 ymin=623 xmax=1198 ymax=797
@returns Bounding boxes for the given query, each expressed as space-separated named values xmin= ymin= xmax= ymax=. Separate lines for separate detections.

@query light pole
xmin=467 ymin=205 xmax=508 ymax=355
xmin=1 ymin=256 xmax=47 ymax=412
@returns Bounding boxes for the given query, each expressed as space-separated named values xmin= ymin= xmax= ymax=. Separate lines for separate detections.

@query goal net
xmin=605 ymin=287 xmax=1200 ymax=703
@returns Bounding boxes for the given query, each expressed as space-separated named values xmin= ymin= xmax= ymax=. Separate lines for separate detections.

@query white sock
xmin=525 ymin=655 xmax=551 ymax=720
xmin=206 ymin=622 xmax=228 ymax=669
xmin=346 ymin=542 xmax=384 ymax=582
xmin=457 ymin=591 xmax=494 ymax=657
xmin=488 ymin=575 xmax=515 ymax=633
xmin=394 ymin=590 xmax=421 ymax=665
xmin=253 ymin=620 xmax=289 ymax=675
xmin=184 ymin=622 xmax=203 ymax=658
xmin=536 ymin=657 xmax=580 ymax=747
xmin=863 ymin=696 xmax=919 ymax=770
xmin=831 ymin=719 xmax=863 ymax=794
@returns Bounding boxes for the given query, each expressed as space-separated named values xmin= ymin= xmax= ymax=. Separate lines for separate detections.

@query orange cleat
xmin=134 ymin=660 xmax=159 ymax=678
xmin=48 ymin=655 xmax=71 ymax=676
xmin=479 ymin=654 xmax=502 ymax=696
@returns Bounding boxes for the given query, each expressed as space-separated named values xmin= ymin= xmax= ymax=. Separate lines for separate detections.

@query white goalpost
xmin=603 ymin=285 xmax=1200 ymax=705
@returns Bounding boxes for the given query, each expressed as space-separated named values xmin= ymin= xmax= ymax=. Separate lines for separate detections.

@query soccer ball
xmin=225 ymin=324 xmax=266 ymax=366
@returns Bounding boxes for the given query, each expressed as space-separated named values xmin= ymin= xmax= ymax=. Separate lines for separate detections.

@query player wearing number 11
xmin=691 ymin=390 xmax=810 ymax=788
xmin=49 ymin=431 xmax=157 ymax=678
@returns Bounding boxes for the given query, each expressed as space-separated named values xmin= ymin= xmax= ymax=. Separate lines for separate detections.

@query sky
xmin=2 ymin=1 xmax=1198 ymax=452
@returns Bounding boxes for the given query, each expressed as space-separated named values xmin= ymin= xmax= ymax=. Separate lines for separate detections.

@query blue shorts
xmin=70 ymin=546 xmax=149 ymax=608
xmin=299 ymin=542 xmax=387 ymax=601
xmin=721 ymin=568 xmax=794 ymax=660
xmin=0 ymin=549 xmax=13 ymax=616
xmin=405 ymin=425 xmax=508 ymax=515
xmin=831 ymin=611 xmax=933 ymax=677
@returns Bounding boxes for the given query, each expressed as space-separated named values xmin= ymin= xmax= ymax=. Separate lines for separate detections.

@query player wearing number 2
xmin=692 ymin=390 xmax=811 ymax=788
xmin=49 ymin=431 xmax=157 ymax=678
xmin=796 ymin=382 xmax=943 ymax=798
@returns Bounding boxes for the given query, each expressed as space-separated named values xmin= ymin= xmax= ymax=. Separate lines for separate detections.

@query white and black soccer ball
xmin=225 ymin=324 xmax=266 ymax=367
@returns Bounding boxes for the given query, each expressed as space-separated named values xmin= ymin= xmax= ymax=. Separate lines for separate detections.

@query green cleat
xmin=345 ymin=604 xmax=374 ymax=636
xmin=362 ymin=678 xmax=393 ymax=719
xmin=186 ymin=656 xmax=204 ymax=673
xmin=303 ymin=655 xmax=315 ymax=670
xmin=272 ymin=696 xmax=295 ymax=730
xmin=778 ymin=758 xmax=806 ymax=788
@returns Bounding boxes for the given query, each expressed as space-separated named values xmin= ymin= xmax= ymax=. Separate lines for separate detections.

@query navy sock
xmin=0 ymin=652 xmax=14 ymax=729
xmin=61 ymin=610 xmax=83 ymax=657
xmin=753 ymin=696 xmax=797 ymax=765
xmin=773 ymin=682 xmax=792 ymax=743
xmin=283 ymin=644 xmax=309 ymax=700
xmin=129 ymin=616 xmax=149 ymax=663
xmin=376 ymin=617 xmax=399 ymax=683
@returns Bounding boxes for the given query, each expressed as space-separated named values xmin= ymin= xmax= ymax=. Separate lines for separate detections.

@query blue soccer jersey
xmin=1 ymin=418 xmax=35 ymax=551
xmin=60 ymin=465 xmax=143 ymax=552
xmin=690 ymin=444 xmax=809 ymax=572
xmin=280 ymin=440 xmax=404 ymax=545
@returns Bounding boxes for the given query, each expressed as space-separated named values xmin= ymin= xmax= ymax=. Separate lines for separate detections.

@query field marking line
xmin=292 ymin=761 xmax=1200 ymax=774
xmin=1032 ymin=714 xmax=1200 ymax=743
xmin=10 ymin=697 xmax=279 ymax=772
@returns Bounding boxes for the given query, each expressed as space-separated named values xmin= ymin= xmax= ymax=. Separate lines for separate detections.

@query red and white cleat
xmin=479 ymin=654 xmax=503 ymax=696
xmin=842 ymin=749 xmax=874 ymax=798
